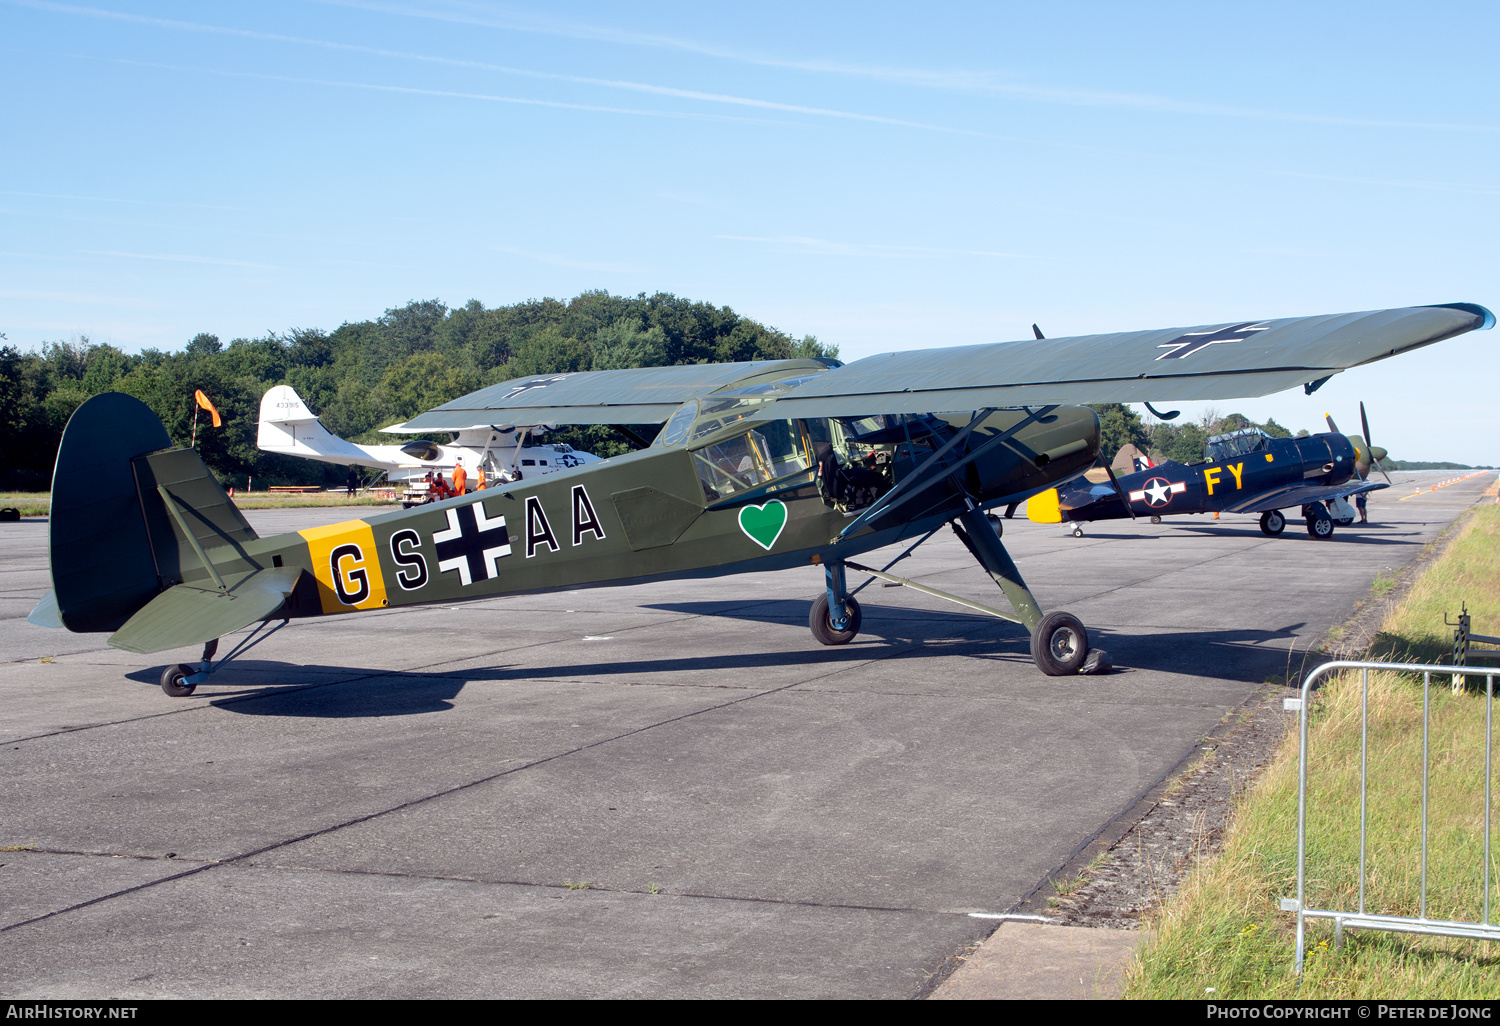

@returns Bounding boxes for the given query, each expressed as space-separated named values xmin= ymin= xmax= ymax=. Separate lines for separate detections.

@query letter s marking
xmin=389 ymin=528 xmax=428 ymax=590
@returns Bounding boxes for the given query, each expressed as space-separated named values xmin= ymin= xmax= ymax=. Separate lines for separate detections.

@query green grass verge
xmin=1126 ymin=505 xmax=1500 ymax=999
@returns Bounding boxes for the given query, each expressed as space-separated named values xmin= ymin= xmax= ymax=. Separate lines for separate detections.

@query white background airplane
xmin=256 ymin=385 xmax=602 ymax=495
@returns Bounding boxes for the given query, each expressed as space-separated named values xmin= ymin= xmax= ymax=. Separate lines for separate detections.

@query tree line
xmin=0 ymin=290 xmax=837 ymax=490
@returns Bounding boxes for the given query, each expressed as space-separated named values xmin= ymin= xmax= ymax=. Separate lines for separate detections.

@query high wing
xmin=1221 ymin=480 xmax=1390 ymax=516
xmin=385 ymin=358 xmax=834 ymax=434
xmin=750 ymin=303 xmax=1492 ymax=420
xmin=385 ymin=303 xmax=1491 ymax=435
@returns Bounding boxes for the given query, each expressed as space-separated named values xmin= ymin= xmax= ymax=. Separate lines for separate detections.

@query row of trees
xmin=0 ymin=291 xmax=837 ymax=490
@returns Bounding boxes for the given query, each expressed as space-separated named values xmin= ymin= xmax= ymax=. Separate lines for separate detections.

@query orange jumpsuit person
xmin=453 ymin=459 xmax=467 ymax=496
xmin=477 ymin=465 xmax=486 ymax=491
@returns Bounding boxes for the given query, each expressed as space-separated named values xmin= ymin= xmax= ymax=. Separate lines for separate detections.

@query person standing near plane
xmin=346 ymin=467 xmax=358 ymax=498
xmin=1356 ymin=492 xmax=1369 ymax=523
xmin=453 ymin=458 xmax=467 ymax=496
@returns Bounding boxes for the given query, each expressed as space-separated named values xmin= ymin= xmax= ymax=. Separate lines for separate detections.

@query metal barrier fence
xmin=1289 ymin=659 xmax=1498 ymax=975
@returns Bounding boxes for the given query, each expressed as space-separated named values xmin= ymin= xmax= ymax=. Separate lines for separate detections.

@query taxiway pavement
xmin=0 ymin=471 xmax=1491 ymax=998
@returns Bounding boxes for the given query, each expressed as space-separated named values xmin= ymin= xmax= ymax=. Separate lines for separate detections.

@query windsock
xmin=194 ymin=389 xmax=222 ymax=428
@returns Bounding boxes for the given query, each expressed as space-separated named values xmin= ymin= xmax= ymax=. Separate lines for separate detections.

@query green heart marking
xmin=738 ymin=500 xmax=788 ymax=551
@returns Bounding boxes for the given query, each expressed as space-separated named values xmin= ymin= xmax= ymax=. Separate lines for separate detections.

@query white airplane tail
xmin=257 ymin=385 xmax=377 ymax=466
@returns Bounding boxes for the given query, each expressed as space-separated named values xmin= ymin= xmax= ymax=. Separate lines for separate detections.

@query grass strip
xmin=1126 ymin=505 xmax=1500 ymax=999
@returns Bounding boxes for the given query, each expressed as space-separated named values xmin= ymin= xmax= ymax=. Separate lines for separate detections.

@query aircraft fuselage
xmin=187 ymin=407 xmax=1101 ymax=620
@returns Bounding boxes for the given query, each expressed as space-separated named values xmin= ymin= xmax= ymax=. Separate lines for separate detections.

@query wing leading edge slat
xmin=752 ymin=303 xmax=1489 ymax=421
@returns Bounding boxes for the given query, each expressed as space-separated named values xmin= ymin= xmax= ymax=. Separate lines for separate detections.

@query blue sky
xmin=3 ymin=1 xmax=1496 ymax=461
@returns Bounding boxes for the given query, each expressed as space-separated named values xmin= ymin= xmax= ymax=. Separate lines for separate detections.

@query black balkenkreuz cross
xmin=1155 ymin=321 xmax=1270 ymax=360
xmin=432 ymin=502 xmax=512 ymax=586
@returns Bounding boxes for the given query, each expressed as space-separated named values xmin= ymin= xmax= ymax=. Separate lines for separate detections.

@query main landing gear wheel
xmin=160 ymin=663 xmax=197 ymax=698
xmin=1031 ymin=611 xmax=1090 ymax=676
xmin=1306 ymin=516 xmax=1335 ymax=540
xmin=1260 ymin=510 xmax=1286 ymax=537
xmin=809 ymin=594 xmax=862 ymax=646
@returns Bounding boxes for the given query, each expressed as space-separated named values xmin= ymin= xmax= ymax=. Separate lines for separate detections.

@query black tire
xmin=1031 ymin=611 xmax=1089 ymax=676
xmin=1260 ymin=510 xmax=1286 ymax=536
xmin=986 ymin=513 xmax=1003 ymax=536
xmin=809 ymin=594 xmax=861 ymax=646
xmin=0 ymin=507 xmax=20 ymax=522
xmin=1306 ymin=516 xmax=1335 ymax=540
xmin=1071 ymin=525 xmax=1084 ymax=538
xmin=1149 ymin=515 xmax=1161 ymax=525
xmin=160 ymin=663 xmax=197 ymax=698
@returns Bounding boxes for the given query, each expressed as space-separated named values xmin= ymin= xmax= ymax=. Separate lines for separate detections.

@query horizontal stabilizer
xmin=108 ymin=566 xmax=303 ymax=655
xmin=28 ymin=590 xmax=63 ymax=629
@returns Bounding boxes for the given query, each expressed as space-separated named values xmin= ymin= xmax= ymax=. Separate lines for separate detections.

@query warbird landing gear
xmin=816 ymin=506 xmax=1109 ymax=675
xmin=1303 ymin=504 xmax=1335 ymax=539
xmin=810 ymin=563 xmax=862 ymax=645
xmin=155 ymin=623 xmax=287 ymax=698
xmin=1259 ymin=510 xmax=1286 ymax=536
xmin=159 ymin=638 xmax=217 ymax=697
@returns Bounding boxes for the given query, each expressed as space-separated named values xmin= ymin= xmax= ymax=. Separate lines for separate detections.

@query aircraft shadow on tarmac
xmin=651 ymin=600 xmax=1307 ymax=684
xmin=1162 ymin=525 xmax=1420 ymax=544
xmin=118 ymin=634 xmax=1006 ymax=718
xmin=118 ymin=606 xmax=1308 ymax=718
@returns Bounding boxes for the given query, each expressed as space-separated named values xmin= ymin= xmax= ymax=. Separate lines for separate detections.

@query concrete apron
xmin=932 ymin=922 xmax=1151 ymax=1000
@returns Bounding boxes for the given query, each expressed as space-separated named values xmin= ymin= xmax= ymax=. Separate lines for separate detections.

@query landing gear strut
xmin=811 ymin=508 xmax=1109 ymax=675
xmin=154 ymin=622 xmax=285 ymax=698
xmin=810 ymin=563 xmax=861 ymax=645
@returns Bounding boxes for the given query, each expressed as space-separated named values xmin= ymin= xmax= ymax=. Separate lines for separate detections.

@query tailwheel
xmin=1149 ymin=515 xmax=1162 ymax=525
xmin=1071 ymin=525 xmax=1084 ymax=538
xmin=1306 ymin=516 xmax=1335 ymax=540
xmin=160 ymin=663 xmax=197 ymax=698
xmin=1031 ymin=611 xmax=1089 ymax=676
xmin=809 ymin=594 xmax=861 ymax=646
xmin=1260 ymin=510 xmax=1286 ymax=536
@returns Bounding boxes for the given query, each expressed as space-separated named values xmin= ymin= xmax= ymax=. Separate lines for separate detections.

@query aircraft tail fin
xmin=257 ymin=384 xmax=376 ymax=464
xmin=1111 ymin=443 xmax=1152 ymax=476
xmin=50 ymin=393 xmax=260 ymax=634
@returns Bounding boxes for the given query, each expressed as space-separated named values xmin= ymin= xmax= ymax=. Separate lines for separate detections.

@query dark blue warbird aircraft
xmin=1028 ymin=422 xmax=1387 ymax=539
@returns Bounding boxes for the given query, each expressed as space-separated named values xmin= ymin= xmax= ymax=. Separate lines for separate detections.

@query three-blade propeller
xmin=1329 ymin=404 xmax=1390 ymax=483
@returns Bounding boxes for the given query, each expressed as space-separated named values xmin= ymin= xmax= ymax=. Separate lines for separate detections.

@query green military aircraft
xmin=28 ymin=302 xmax=1492 ymax=693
